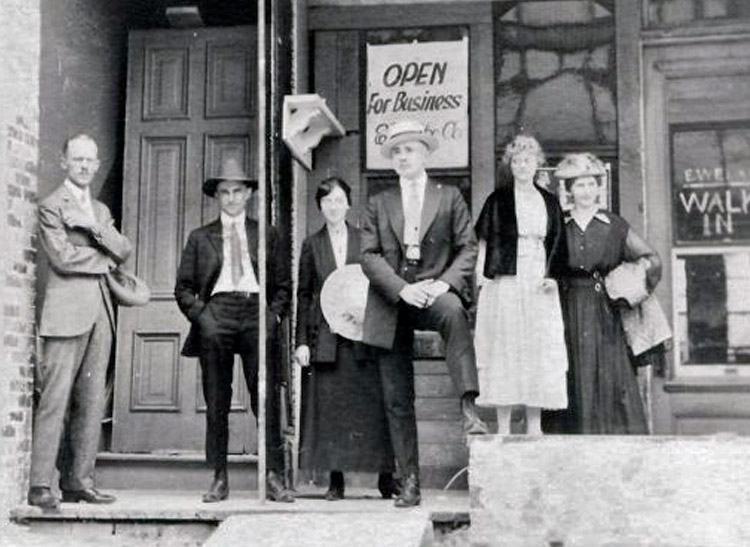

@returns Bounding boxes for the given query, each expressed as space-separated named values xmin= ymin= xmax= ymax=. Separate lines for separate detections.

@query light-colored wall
xmin=0 ymin=0 xmax=41 ymax=518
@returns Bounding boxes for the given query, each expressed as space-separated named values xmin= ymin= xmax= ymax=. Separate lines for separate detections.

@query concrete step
xmin=94 ymin=451 xmax=473 ymax=491
xmin=10 ymin=488 xmax=469 ymax=547
xmin=95 ymin=451 xmax=259 ymax=491
xmin=204 ymin=513 xmax=433 ymax=547
xmin=469 ymin=434 xmax=750 ymax=547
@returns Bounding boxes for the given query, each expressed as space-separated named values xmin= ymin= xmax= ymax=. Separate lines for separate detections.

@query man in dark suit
xmin=175 ymin=158 xmax=293 ymax=503
xmin=29 ymin=134 xmax=130 ymax=510
xmin=361 ymin=120 xmax=489 ymax=508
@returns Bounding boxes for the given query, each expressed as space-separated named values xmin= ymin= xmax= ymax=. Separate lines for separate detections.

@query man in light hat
xmin=29 ymin=134 xmax=130 ymax=510
xmin=174 ymin=158 xmax=294 ymax=503
xmin=360 ymin=120 xmax=488 ymax=508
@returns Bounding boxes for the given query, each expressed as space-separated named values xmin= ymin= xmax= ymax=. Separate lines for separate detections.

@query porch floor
xmin=7 ymin=487 xmax=470 ymax=546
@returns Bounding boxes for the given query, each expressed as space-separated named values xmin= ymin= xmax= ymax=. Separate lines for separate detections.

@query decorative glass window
xmin=647 ymin=0 xmax=750 ymax=28
xmin=493 ymin=1 xmax=617 ymax=201
xmin=494 ymin=1 xmax=616 ymax=150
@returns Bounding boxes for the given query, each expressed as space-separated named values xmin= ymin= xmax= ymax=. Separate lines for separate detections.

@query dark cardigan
xmin=474 ymin=184 xmax=568 ymax=279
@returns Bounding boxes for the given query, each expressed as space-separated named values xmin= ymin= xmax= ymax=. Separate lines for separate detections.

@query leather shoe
xmin=61 ymin=487 xmax=116 ymax=504
xmin=325 ymin=471 xmax=344 ymax=501
xmin=28 ymin=487 xmax=60 ymax=511
xmin=266 ymin=471 xmax=295 ymax=503
xmin=202 ymin=478 xmax=229 ymax=503
xmin=393 ymin=473 xmax=421 ymax=508
xmin=324 ymin=485 xmax=344 ymax=501
xmin=377 ymin=472 xmax=401 ymax=499
xmin=461 ymin=395 xmax=489 ymax=436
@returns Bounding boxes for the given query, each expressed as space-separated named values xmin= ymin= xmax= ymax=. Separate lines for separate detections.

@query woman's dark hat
xmin=203 ymin=158 xmax=258 ymax=197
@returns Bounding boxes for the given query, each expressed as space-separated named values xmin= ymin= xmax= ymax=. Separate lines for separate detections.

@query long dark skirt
xmin=553 ymin=278 xmax=647 ymax=434
xmin=299 ymin=338 xmax=394 ymax=472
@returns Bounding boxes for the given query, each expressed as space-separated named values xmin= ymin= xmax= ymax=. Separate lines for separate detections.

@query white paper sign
xmin=366 ymin=37 xmax=469 ymax=170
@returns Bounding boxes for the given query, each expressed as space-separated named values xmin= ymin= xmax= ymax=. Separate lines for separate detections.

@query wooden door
xmin=113 ymin=27 xmax=257 ymax=454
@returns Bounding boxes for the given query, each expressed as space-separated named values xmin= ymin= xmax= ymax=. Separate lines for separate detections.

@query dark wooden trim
xmin=616 ymin=0 xmax=644 ymax=231
xmin=665 ymin=380 xmax=750 ymax=394
xmin=309 ymin=3 xmax=493 ymax=30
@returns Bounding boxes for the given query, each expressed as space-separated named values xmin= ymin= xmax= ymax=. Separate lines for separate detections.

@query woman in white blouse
xmin=295 ymin=177 xmax=398 ymax=501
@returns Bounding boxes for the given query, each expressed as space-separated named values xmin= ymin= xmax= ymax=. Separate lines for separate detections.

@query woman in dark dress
xmin=295 ymin=177 xmax=397 ymax=500
xmin=554 ymin=153 xmax=662 ymax=434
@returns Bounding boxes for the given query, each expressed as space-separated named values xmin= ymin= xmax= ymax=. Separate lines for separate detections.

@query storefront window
xmin=674 ymin=248 xmax=750 ymax=372
xmin=671 ymin=122 xmax=750 ymax=375
xmin=647 ymin=0 xmax=750 ymax=28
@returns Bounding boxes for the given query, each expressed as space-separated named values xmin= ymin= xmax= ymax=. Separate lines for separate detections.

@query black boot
xmin=325 ymin=470 xmax=345 ymax=501
xmin=461 ymin=393 xmax=489 ymax=435
xmin=202 ymin=466 xmax=229 ymax=503
xmin=377 ymin=472 xmax=401 ymax=499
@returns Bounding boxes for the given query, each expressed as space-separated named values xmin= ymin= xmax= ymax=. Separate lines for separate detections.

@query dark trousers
xmin=377 ymin=291 xmax=480 ymax=477
xmin=197 ymin=293 xmax=283 ymax=472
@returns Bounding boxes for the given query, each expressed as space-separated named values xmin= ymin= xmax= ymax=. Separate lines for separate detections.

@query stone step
xmin=204 ymin=513 xmax=433 ymax=547
xmin=95 ymin=451 xmax=259 ymax=491
xmin=10 ymin=489 xmax=469 ymax=547
xmin=94 ymin=451 xmax=473 ymax=491
xmin=469 ymin=434 xmax=750 ymax=547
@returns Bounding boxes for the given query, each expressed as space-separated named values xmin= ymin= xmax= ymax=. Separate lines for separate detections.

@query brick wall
xmin=0 ymin=0 xmax=40 ymax=520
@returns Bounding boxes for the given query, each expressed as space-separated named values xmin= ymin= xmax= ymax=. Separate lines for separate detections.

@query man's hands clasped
xmin=399 ymin=279 xmax=449 ymax=309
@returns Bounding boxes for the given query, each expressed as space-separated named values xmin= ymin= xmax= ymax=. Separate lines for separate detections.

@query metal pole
xmin=257 ymin=0 xmax=267 ymax=504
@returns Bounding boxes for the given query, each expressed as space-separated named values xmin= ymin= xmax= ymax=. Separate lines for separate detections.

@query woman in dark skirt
xmin=295 ymin=177 xmax=397 ymax=501
xmin=553 ymin=153 xmax=662 ymax=434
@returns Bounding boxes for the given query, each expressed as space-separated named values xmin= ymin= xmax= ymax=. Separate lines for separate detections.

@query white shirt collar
xmin=64 ymin=179 xmax=91 ymax=204
xmin=220 ymin=212 xmax=246 ymax=229
xmin=564 ymin=210 xmax=611 ymax=225
xmin=327 ymin=222 xmax=347 ymax=236
xmin=399 ymin=171 xmax=427 ymax=189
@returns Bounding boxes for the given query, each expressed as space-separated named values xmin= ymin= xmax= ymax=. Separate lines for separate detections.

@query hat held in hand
xmin=320 ymin=264 xmax=369 ymax=341
xmin=203 ymin=157 xmax=258 ymax=197
xmin=604 ymin=261 xmax=649 ymax=307
xmin=554 ymin=152 xmax=606 ymax=180
xmin=105 ymin=267 xmax=151 ymax=307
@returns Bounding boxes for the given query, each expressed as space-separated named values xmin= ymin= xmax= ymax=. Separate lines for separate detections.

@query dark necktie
xmin=230 ymin=223 xmax=244 ymax=285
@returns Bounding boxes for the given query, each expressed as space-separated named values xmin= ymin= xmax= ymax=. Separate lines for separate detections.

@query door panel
xmin=114 ymin=27 xmax=257 ymax=454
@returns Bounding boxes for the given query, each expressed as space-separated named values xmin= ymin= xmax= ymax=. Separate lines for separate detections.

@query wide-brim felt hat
xmin=105 ymin=268 xmax=151 ymax=307
xmin=203 ymin=157 xmax=258 ymax=197
xmin=380 ymin=120 xmax=439 ymax=158
xmin=554 ymin=152 xmax=606 ymax=180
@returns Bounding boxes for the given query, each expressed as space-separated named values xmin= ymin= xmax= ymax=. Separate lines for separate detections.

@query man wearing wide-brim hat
xmin=360 ymin=119 xmax=489 ymax=508
xmin=174 ymin=157 xmax=294 ymax=503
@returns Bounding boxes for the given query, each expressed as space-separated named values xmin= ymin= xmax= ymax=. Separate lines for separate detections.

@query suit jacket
xmin=360 ymin=178 xmax=477 ymax=349
xmin=295 ymin=223 xmax=360 ymax=363
xmin=174 ymin=217 xmax=291 ymax=357
xmin=37 ymin=183 xmax=132 ymax=337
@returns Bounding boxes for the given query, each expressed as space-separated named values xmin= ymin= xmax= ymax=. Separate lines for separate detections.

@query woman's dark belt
xmin=564 ymin=271 xmax=604 ymax=293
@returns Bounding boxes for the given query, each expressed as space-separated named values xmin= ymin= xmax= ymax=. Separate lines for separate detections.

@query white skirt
xmin=474 ymin=268 xmax=569 ymax=409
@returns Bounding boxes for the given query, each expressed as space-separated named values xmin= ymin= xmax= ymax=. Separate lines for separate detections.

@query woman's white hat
xmin=554 ymin=152 xmax=606 ymax=179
